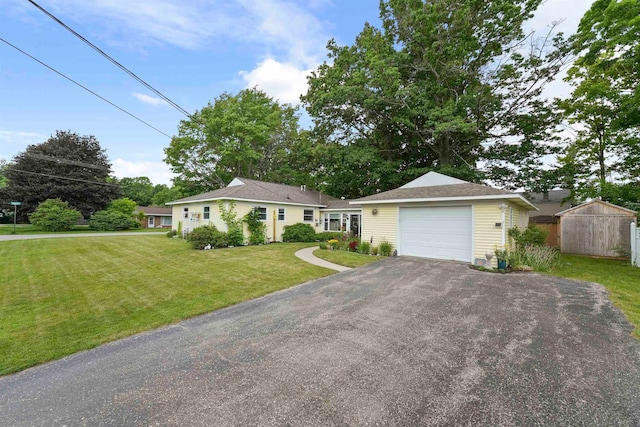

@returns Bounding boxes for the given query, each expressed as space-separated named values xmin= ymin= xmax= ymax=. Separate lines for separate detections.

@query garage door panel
xmin=399 ymin=206 xmax=472 ymax=262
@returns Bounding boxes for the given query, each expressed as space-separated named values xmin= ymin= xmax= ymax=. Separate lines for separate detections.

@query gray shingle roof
xmin=353 ymin=182 xmax=512 ymax=202
xmin=136 ymin=206 xmax=172 ymax=216
xmin=167 ymin=178 xmax=341 ymax=207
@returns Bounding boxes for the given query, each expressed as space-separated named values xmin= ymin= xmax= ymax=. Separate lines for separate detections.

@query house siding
xmin=361 ymin=205 xmax=398 ymax=250
xmin=472 ymin=202 xmax=505 ymax=267
xmin=171 ymin=200 xmax=322 ymax=241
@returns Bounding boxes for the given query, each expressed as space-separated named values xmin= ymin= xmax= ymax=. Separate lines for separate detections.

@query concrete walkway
xmin=294 ymin=246 xmax=352 ymax=272
xmin=0 ymin=231 xmax=165 ymax=241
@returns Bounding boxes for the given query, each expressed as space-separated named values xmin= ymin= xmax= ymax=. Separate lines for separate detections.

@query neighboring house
xmin=136 ymin=206 xmax=173 ymax=229
xmin=520 ymin=189 xmax=573 ymax=248
xmin=523 ymin=189 xmax=573 ymax=222
xmin=556 ymin=200 xmax=637 ymax=257
xmin=352 ymin=172 xmax=537 ymax=266
xmin=166 ymin=178 xmax=361 ymax=242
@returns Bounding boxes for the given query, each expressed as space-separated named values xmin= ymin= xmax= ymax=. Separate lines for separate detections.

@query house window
xmin=203 ymin=206 xmax=210 ymax=220
xmin=183 ymin=207 xmax=189 ymax=218
xmin=161 ymin=216 xmax=172 ymax=226
xmin=278 ymin=208 xmax=285 ymax=221
xmin=257 ymin=207 xmax=267 ymax=221
xmin=303 ymin=209 xmax=314 ymax=222
xmin=327 ymin=213 xmax=340 ymax=231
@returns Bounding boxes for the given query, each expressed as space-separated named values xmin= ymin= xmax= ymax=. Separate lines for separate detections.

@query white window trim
xmin=278 ymin=208 xmax=286 ymax=222
xmin=257 ymin=207 xmax=267 ymax=222
xmin=203 ymin=206 xmax=210 ymax=220
xmin=303 ymin=209 xmax=314 ymax=222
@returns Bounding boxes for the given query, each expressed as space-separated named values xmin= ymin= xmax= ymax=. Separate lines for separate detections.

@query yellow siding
xmin=473 ymin=202 xmax=505 ymax=267
xmin=171 ymin=200 xmax=322 ymax=242
xmin=361 ymin=205 xmax=398 ymax=250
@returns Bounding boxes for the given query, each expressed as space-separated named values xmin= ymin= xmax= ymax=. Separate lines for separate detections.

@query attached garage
xmin=353 ymin=172 xmax=537 ymax=267
xmin=399 ymin=206 xmax=472 ymax=262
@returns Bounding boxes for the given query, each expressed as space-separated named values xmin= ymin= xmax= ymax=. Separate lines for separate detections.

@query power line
xmin=27 ymin=0 xmax=193 ymax=119
xmin=0 ymin=37 xmax=173 ymax=139
xmin=24 ymin=153 xmax=110 ymax=170
xmin=8 ymin=168 xmax=119 ymax=187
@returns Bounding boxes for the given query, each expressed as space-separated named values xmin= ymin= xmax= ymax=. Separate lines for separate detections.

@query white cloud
xmin=0 ymin=128 xmax=46 ymax=160
xmin=112 ymin=158 xmax=175 ymax=186
xmin=239 ymin=59 xmax=312 ymax=104
xmin=132 ymin=92 xmax=167 ymax=106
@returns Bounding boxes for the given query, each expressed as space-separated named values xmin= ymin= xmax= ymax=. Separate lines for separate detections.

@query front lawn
xmin=0 ymin=238 xmax=330 ymax=375
xmin=550 ymin=254 xmax=640 ymax=337
xmin=0 ymin=224 xmax=165 ymax=235
xmin=313 ymin=248 xmax=383 ymax=268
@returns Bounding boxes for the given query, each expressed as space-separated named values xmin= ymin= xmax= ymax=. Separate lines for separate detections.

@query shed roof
xmin=556 ymin=200 xmax=637 ymax=217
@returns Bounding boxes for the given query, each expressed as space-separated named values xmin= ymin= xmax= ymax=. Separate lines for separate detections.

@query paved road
xmin=1 ymin=257 xmax=639 ymax=426
xmin=0 ymin=231 xmax=165 ymax=241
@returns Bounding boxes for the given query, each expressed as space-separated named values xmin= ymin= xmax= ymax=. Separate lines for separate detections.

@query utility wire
xmin=27 ymin=0 xmax=193 ymax=119
xmin=8 ymin=168 xmax=120 ymax=187
xmin=0 ymin=37 xmax=172 ymax=139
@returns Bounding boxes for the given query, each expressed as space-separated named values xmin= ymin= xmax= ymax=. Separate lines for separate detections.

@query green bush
xmin=108 ymin=198 xmax=137 ymax=216
xmin=227 ymin=225 xmax=245 ymax=246
xmin=282 ymin=223 xmax=317 ymax=242
xmin=370 ymin=246 xmax=379 ymax=256
xmin=511 ymin=245 xmax=559 ymax=272
xmin=89 ymin=210 xmax=140 ymax=231
xmin=509 ymin=225 xmax=547 ymax=248
xmin=357 ymin=241 xmax=371 ymax=254
xmin=319 ymin=242 xmax=328 ymax=250
xmin=187 ymin=225 xmax=228 ymax=250
xmin=166 ymin=229 xmax=177 ymax=238
xmin=29 ymin=199 xmax=81 ymax=232
xmin=379 ymin=241 xmax=393 ymax=257
xmin=316 ymin=231 xmax=344 ymax=242
xmin=244 ymin=208 xmax=266 ymax=245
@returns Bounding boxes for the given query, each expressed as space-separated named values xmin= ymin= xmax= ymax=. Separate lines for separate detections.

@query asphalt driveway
xmin=1 ymin=257 xmax=639 ymax=426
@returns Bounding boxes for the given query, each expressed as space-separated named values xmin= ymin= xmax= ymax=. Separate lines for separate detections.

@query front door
xmin=148 ymin=216 xmax=155 ymax=228
xmin=350 ymin=214 xmax=360 ymax=236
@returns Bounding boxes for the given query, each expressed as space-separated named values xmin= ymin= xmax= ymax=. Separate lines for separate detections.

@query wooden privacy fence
xmin=632 ymin=222 xmax=640 ymax=267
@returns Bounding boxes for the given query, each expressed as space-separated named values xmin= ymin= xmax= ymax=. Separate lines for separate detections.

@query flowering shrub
xmin=348 ymin=240 xmax=358 ymax=252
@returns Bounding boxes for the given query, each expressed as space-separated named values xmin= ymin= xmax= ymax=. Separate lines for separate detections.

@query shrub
xmin=370 ymin=246 xmax=379 ymax=256
xmin=187 ymin=225 xmax=228 ymax=250
xmin=166 ymin=229 xmax=177 ymax=238
xmin=283 ymin=223 xmax=317 ymax=242
xmin=244 ymin=208 xmax=266 ymax=245
xmin=328 ymin=239 xmax=340 ymax=250
xmin=319 ymin=242 xmax=328 ymax=250
xmin=509 ymin=225 xmax=547 ymax=248
xmin=379 ymin=241 xmax=393 ymax=257
xmin=227 ymin=225 xmax=245 ymax=246
xmin=316 ymin=231 xmax=344 ymax=242
xmin=108 ymin=198 xmax=137 ymax=216
xmin=348 ymin=240 xmax=359 ymax=252
xmin=29 ymin=199 xmax=81 ymax=231
xmin=89 ymin=210 xmax=140 ymax=231
xmin=515 ymin=244 xmax=560 ymax=272
xmin=357 ymin=241 xmax=371 ymax=255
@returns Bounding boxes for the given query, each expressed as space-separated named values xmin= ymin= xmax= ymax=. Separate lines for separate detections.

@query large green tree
xmin=118 ymin=176 xmax=155 ymax=206
xmin=164 ymin=88 xmax=309 ymax=194
xmin=560 ymin=0 xmax=640 ymax=197
xmin=303 ymin=0 xmax=569 ymax=196
xmin=0 ymin=131 xmax=119 ymax=221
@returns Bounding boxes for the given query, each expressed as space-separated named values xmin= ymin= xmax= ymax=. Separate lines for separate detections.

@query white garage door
xmin=399 ymin=206 xmax=472 ymax=262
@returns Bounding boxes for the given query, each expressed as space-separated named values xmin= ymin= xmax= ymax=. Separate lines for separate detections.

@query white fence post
xmin=632 ymin=222 xmax=639 ymax=267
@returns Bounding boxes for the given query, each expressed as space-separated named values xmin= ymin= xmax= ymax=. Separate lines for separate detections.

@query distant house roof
xmin=136 ymin=206 xmax=172 ymax=216
xmin=166 ymin=177 xmax=357 ymax=209
xmin=352 ymin=172 xmax=537 ymax=210
xmin=522 ymin=189 xmax=573 ymax=217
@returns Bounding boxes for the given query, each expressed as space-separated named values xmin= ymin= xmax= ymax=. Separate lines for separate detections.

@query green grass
xmin=549 ymin=254 xmax=640 ymax=337
xmin=313 ymin=248 xmax=383 ymax=268
xmin=0 ymin=238 xmax=330 ymax=375
xmin=0 ymin=224 xmax=166 ymax=235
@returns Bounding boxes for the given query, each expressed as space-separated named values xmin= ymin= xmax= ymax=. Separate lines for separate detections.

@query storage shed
xmin=556 ymin=200 xmax=637 ymax=257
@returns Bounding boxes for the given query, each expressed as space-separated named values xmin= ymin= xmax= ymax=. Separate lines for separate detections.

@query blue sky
xmin=1 ymin=0 xmax=594 ymax=185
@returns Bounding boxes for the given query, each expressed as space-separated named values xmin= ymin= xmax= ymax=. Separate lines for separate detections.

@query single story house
xmin=135 ymin=206 xmax=173 ymax=229
xmin=520 ymin=189 xmax=573 ymax=248
xmin=166 ymin=178 xmax=361 ymax=242
xmin=167 ymin=172 xmax=537 ymax=267
xmin=352 ymin=172 xmax=537 ymax=265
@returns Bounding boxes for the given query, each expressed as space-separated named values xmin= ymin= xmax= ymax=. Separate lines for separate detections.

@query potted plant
xmin=494 ymin=247 xmax=508 ymax=269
